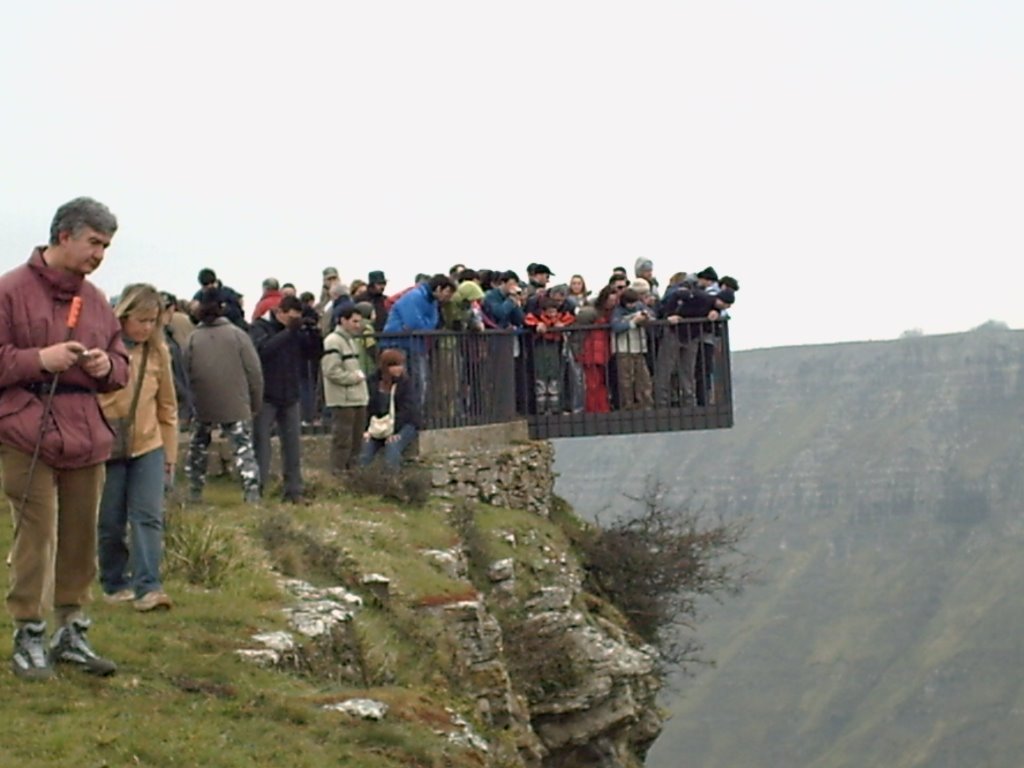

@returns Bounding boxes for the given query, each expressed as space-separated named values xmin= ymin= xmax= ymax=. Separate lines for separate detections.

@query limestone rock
xmin=323 ymin=698 xmax=389 ymax=720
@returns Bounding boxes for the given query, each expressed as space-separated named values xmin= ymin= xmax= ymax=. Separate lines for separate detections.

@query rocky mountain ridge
xmin=554 ymin=327 xmax=1024 ymax=768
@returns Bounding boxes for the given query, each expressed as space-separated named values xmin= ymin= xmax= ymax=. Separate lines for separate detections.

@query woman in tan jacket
xmin=97 ymin=284 xmax=178 ymax=612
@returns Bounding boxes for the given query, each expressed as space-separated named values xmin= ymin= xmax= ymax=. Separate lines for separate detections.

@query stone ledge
xmin=416 ymin=421 xmax=531 ymax=457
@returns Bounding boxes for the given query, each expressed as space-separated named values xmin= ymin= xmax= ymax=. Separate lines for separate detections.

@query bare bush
xmin=502 ymin=614 xmax=588 ymax=703
xmin=577 ymin=481 xmax=752 ymax=670
xmin=345 ymin=465 xmax=431 ymax=506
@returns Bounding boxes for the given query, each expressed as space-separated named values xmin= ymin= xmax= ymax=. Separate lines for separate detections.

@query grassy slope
xmin=0 ymin=474 xmax=580 ymax=768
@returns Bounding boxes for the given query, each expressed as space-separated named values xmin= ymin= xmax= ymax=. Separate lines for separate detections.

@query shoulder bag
xmin=108 ymin=344 xmax=150 ymax=462
xmin=367 ymin=383 xmax=397 ymax=440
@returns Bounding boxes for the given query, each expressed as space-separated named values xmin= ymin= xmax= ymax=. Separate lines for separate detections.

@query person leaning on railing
xmin=610 ymin=287 xmax=654 ymax=410
xmin=573 ymin=306 xmax=611 ymax=413
xmin=655 ymin=285 xmax=735 ymax=408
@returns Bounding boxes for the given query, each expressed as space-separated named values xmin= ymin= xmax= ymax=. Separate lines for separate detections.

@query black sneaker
xmin=11 ymin=622 xmax=54 ymax=681
xmin=49 ymin=618 xmax=117 ymax=676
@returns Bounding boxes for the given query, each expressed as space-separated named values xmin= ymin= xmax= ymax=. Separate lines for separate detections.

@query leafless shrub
xmin=577 ymin=480 xmax=753 ymax=670
xmin=346 ymin=465 xmax=431 ymax=506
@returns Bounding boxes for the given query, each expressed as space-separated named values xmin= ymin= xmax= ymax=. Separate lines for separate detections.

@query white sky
xmin=2 ymin=1 xmax=1022 ymax=351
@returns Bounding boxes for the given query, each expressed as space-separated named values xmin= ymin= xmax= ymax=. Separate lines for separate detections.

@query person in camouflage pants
xmin=182 ymin=291 xmax=265 ymax=505
xmin=185 ymin=421 xmax=260 ymax=502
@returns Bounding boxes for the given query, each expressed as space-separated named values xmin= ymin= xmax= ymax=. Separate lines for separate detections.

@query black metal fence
xmin=370 ymin=318 xmax=733 ymax=439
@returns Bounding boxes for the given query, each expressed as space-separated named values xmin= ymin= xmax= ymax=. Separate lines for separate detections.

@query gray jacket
xmin=184 ymin=318 xmax=263 ymax=423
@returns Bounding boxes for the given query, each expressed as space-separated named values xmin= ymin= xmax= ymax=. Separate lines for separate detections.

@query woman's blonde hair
xmin=113 ymin=283 xmax=166 ymax=348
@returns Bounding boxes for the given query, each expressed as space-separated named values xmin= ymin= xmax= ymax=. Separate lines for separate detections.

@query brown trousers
xmin=616 ymin=353 xmax=653 ymax=410
xmin=1 ymin=445 xmax=104 ymax=623
xmin=330 ymin=405 xmax=368 ymax=474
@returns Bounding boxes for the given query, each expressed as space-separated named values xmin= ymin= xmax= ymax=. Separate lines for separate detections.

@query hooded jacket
xmin=0 ymin=248 xmax=130 ymax=468
xmin=441 ymin=281 xmax=485 ymax=331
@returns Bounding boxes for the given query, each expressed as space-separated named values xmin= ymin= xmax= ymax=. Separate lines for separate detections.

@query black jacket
xmin=250 ymin=316 xmax=322 ymax=406
xmin=353 ymin=288 xmax=389 ymax=332
xmin=164 ymin=326 xmax=193 ymax=422
xmin=192 ymin=284 xmax=247 ymax=330
xmin=660 ymin=288 xmax=719 ymax=340
xmin=365 ymin=372 xmax=421 ymax=431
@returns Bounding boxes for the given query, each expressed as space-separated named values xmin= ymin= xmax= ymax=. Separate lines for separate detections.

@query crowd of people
xmin=0 ymin=196 xmax=739 ymax=681
xmin=165 ymin=258 xmax=739 ymax=428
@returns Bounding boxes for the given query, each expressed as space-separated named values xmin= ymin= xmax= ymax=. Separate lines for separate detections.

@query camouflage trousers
xmin=185 ymin=421 xmax=260 ymax=498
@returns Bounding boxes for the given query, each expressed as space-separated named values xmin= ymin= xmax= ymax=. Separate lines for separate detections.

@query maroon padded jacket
xmin=0 ymin=248 xmax=129 ymax=468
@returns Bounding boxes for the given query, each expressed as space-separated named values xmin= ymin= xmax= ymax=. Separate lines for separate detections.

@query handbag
xmin=108 ymin=344 xmax=149 ymax=462
xmin=367 ymin=383 xmax=397 ymax=440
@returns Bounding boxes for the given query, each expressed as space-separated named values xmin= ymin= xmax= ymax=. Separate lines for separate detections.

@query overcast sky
xmin=3 ymin=1 xmax=1021 ymax=351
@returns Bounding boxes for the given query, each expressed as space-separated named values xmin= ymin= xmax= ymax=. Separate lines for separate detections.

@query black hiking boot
xmin=49 ymin=618 xmax=117 ymax=677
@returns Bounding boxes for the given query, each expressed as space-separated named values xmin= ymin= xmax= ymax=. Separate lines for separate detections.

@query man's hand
xmin=667 ymin=315 xmax=682 ymax=325
xmin=80 ymin=348 xmax=112 ymax=378
xmin=536 ymin=323 xmax=548 ymax=334
xmin=39 ymin=341 xmax=86 ymax=373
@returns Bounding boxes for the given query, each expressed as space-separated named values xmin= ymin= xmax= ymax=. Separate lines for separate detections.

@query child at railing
xmin=611 ymin=287 xmax=654 ymax=410
xmin=525 ymin=297 xmax=575 ymax=415
xmin=574 ymin=306 xmax=611 ymax=413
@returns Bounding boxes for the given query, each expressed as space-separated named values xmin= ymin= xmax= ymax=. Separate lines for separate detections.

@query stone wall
xmin=205 ymin=422 xmax=553 ymax=517
xmin=414 ymin=423 xmax=556 ymax=518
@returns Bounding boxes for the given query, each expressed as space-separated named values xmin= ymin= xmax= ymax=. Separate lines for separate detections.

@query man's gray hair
xmin=49 ymin=197 xmax=118 ymax=245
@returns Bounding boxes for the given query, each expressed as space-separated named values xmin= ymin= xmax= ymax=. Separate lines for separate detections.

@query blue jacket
xmin=381 ymin=284 xmax=438 ymax=352
xmin=481 ymin=288 xmax=524 ymax=329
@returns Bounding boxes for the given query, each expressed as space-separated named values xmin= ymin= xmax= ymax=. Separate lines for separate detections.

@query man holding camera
xmin=250 ymin=295 xmax=323 ymax=503
xmin=0 ymin=197 xmax=129 ymax=680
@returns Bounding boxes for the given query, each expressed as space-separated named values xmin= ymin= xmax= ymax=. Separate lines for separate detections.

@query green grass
xmin=0 ymin=472 xmax=514 ymax=768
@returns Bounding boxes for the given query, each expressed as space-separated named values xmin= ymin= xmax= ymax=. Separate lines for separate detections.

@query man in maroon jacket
xmin=0 ymin=197 xmax=129 ymax=680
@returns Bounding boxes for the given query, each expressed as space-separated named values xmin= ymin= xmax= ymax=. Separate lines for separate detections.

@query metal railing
xmin=368 ymin=318 xmax=733 ymax=439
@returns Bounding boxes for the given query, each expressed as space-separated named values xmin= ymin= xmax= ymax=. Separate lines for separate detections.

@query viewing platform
xmin=370 ymin=318 xmax=733 ymax=440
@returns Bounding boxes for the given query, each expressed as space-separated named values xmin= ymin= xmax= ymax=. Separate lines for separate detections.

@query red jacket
xmin=576 ymin=318 xmax=611 ymax=366
xmin=385 ymin=285 xmax=416 ymax=311
xmin=0 ymin=248 xmax=129 ymax=468
xmin=251 ymin=289 xmax=283 ymax=323
xmin=524 ymin=311 xmax=575 ymax=342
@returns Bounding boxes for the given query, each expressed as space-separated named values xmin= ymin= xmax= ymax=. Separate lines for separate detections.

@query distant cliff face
xmin=554 ymin=328 xmax=1024 ymax=768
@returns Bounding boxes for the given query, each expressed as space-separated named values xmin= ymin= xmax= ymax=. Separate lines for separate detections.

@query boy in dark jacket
xmin=524 ymin=297 xmax=575 ymax=415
